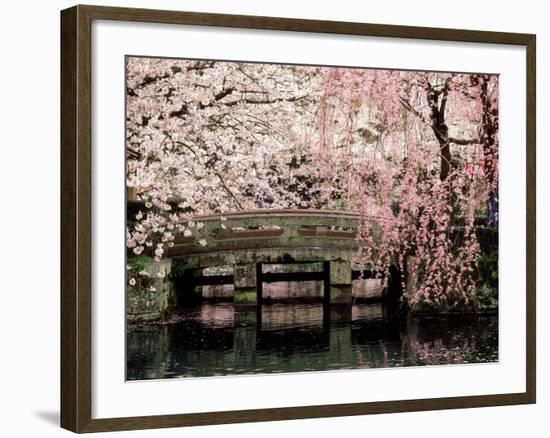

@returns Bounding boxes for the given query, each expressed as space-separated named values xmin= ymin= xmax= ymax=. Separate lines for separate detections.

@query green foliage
xmin=467 ymin=284 xmax=498 ymax=310
xmin=128 ymin=255 xmax=153 ymax=273
xmin=473 ymin=246 xmax=498 ymax=309
xmin=476 ymin=246 xmax=498 ymax=289
xmin=170 ymin=259 xmax=187 ymax=279
xmin=126 ymin=255 xmax=155 ymax=292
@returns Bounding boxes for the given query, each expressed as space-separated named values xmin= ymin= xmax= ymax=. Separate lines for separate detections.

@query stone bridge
xmin=128 ymin=209 xmax=389 ymax=321
xmin=170 ymin=209 xmax=362 ymax=265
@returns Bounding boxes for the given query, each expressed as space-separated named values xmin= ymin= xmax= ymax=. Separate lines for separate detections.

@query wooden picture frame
xmin=60 ymin=4 xmax=536 ymax=433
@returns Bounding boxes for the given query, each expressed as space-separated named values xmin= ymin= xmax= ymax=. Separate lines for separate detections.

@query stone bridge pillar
xmin=327 ymin=261 xmax=352 ymax=305
xmin=127 ymin=259 xmax=174 ymax=321
xmin=234 ymin=264 xmax=258 ymax=307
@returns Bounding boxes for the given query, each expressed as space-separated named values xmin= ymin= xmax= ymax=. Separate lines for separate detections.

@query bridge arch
xmin=128 ymin=209 xmax=392 ymax=320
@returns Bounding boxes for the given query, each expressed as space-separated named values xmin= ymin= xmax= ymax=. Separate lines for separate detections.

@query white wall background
xmin=0 ymin=0 xmax=546 ymax=436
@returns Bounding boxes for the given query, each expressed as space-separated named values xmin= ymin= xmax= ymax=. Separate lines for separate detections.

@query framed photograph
xmin=60 ymin=4 xmax=536 ymax=433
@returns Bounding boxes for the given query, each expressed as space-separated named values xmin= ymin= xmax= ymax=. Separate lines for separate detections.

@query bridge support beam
xmin=328 ymin=261 xmax=352 ymax=305
xmin=234 ymin=264 xmax=258 ymax=307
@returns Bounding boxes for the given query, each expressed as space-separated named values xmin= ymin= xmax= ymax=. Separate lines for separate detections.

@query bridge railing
xmin=167 ymin=209 xmax=368 ymax=259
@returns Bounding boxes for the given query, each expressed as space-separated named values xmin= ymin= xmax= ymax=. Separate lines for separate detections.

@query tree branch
xmin=222 ymin=94 xmax=308 ymax=107
xmin=214 ymin=171 xmax=244 ymax=210
xmin=449 ymin=137 xmax=481 ymax=145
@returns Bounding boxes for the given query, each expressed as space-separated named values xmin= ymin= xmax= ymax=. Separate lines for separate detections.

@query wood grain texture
xmin=60 ymin=4 xmax=537 ymax=433
xmin=61 ymin=5 xmax=93 ymax=432
xmin=525 ymin=34 xmax=537 ymax=404
xmin=60 ymin=5 xmax=78 ymax=432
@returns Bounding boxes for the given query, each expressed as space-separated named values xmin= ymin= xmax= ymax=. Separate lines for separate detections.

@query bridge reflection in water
xmin=127 ymin=209 xmax=498 ymax=378
xmin=127 ymin=284 xmax=498 ymax=380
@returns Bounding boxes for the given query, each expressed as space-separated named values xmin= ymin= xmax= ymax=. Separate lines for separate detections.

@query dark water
xmin=127 ymin=297 xmax=498 ymax=380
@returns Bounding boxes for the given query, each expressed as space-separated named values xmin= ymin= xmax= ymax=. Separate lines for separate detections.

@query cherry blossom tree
xmin=318 ymin=68 xmax=498 ymax=307
xmin=126 ymin=58 xmax=498 ymax=308
xmin=126 ymin=58 xmax=327 ymax=260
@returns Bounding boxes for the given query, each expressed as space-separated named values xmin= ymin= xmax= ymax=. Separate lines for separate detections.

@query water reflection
xmin=201 ymin=279 xmax=383 ymax=300
xmin=127 ymin=300 xmax=498 ymax=380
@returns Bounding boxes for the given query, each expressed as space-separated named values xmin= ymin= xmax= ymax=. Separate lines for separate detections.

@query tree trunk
xmin=479 ymin=75 xmax=498 ymax=190
xmin=426 ymin=81 xmax=452 ymax=181
xmin=433 ymin=125 xmax=451 ymax=181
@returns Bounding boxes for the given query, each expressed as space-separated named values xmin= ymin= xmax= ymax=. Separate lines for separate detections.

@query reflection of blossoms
xmin=405 ymin=336 xmax=478 ymax=366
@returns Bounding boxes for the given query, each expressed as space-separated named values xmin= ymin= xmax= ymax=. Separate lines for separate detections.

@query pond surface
xmin=127 ymin=285 xmax=498 ymax=380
